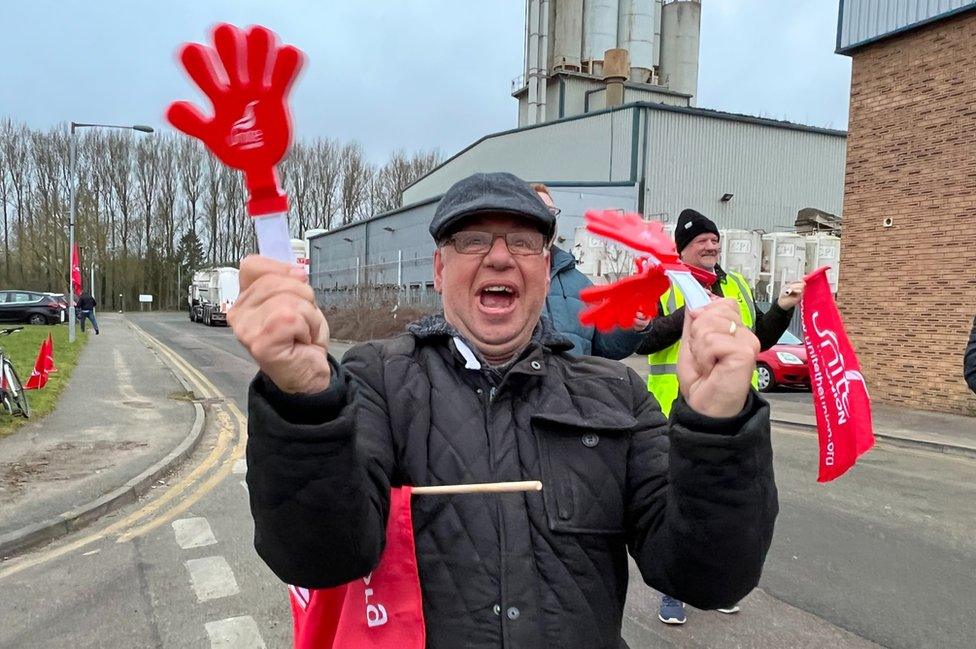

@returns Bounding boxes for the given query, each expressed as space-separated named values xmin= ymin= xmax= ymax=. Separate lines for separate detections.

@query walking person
xmin=76 ymin=290 xmax=99 ymax=335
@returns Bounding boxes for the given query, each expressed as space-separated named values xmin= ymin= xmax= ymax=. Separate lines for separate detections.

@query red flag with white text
xmin=289 ymin=486 xmax=425 ymax=649
xmin=24 ymin=339 xmax=49 ymax=390
xmin=801 ymin=266 xmax=875 ymax=482
xmin=44 ymin=334 xmax=57 ymax=373
xmin=71 ymin=244 xmax=82 ymax=297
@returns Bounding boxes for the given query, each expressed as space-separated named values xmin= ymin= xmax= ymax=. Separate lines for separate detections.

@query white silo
xmin=804 ymin=233 xmax=842 ymax=293
xmin=524 ymin=0 xmax=551 ymax=125
xmin=759 ymin=233 xmax=807 ymax=303
xmin=659 ymin=0 xmax=700 ymax=103
xmin=720 ymin=229 xmax=762 ymax=290
xmin=583 ymin=0 xmax=620 ymax=76
xmin=552 ymin=0 xmax=585 ymax=71
xmin=617 ymin=0 xmax=655 ymax=83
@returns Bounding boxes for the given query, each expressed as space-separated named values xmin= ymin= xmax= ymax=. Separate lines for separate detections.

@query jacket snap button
xmin=530 ymin=360 xmax=541 ymax=370
xmin=492 ymin=604 xmax=501 ymax=616
xmin=581 ymin=433 xmax=599 ymax=448
xmin=507 ymin=606 xmax=520 ymax=620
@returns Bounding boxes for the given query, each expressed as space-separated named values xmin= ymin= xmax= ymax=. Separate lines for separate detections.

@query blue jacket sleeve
xmin=965 ymin=316 xmax=976 ymax=394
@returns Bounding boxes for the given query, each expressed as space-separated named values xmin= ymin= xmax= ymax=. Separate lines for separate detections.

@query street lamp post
xmin=67 ymin=122 xmax=153 ymax=342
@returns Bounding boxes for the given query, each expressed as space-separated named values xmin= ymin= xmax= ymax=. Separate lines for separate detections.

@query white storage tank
xmin=719 ymin=229 xmax=762 ymax=289
xmin=804 ymin=233 xmax=841 ymax=293
xmin=759 ymin=233 xmax=807 ymax=302
xmin=572 ymin=225 xmax=603 ymax=278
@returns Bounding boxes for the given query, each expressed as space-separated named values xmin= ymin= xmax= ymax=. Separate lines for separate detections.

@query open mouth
xmin=478 ymin=284 xmax=519 ymax=312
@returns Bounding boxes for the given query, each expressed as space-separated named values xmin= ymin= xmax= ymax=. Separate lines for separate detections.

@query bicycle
xmin=0 ymin=327 xmax=30 ymax=418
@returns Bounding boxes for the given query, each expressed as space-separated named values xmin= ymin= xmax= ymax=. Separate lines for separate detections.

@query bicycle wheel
xmin=4 ymin=362 xmax=30 ymax=418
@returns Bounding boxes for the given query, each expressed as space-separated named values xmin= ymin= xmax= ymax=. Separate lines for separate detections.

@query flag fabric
xmin=289 ymin=486 xmax=426 ymax=649
xmin=801 ymin=266 xmax=875 ymax=482
xmin=44 ymin=334 xmax=57 ymax=373
xmin=71 ymin=244 xmax=82 ymax=297
xmin=24 ymin=339 xmax=50 ymax=390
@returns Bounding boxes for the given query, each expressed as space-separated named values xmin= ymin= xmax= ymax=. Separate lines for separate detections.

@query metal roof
xmin=836 ymin=0 xmax=976 ymax=54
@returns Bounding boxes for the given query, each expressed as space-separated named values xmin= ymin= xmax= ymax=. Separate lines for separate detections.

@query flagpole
xmin=412 ymin=480 xmax=542 ymax=496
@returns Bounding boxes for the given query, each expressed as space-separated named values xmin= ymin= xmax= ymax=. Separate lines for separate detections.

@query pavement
xmin=0 ymin=313 xmax=204 ymax=558
xmin=1 ymin=314 xmax=973 ymax=648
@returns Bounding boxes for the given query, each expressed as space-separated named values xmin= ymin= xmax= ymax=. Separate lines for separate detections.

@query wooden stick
xmin=411 ymin=480 xmax=542 ymax=496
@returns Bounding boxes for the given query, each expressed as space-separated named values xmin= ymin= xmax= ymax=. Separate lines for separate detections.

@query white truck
xmin=187 ymin=267 xmax=240 ymax=326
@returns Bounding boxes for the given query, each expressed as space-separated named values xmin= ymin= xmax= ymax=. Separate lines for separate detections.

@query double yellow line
xmin=0 ymin=323 xmax=247 ymax=580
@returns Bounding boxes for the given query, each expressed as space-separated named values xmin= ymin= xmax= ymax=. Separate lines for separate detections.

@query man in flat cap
xmin=230 ymin=173 xmax=778 ymax=649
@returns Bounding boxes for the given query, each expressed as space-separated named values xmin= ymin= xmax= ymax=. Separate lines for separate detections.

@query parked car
xmin=0 ymin=291 xmax=66 ymax=325
xmin=756 ymin=330 xmax=810 ymax=392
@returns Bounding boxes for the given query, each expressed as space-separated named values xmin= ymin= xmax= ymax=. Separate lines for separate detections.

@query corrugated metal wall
xmin=308 ymin=184 xmax=637 ymax=298
xmin=402 ymin=108 xmax=636 ymax=203
xmin=309 ymin=201 xmax=439 ymax=293
xmin=838 ymin=0 xmax=976 ymax=51
xmin=642 ymin=109 xmax=846 ymax=230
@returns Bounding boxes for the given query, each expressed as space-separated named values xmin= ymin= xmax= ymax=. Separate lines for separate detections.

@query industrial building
xmin=311 ymin=1 xmax=848 ymax=312
xmin=835 ymin=0 xmax=976 ymax=415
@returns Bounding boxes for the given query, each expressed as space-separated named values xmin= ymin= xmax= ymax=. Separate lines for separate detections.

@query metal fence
xmin=314 ymin=284 xmax=442 ymax=310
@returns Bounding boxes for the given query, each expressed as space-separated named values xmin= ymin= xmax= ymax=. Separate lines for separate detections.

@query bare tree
xmin=339 ymin=142 xmax=374 ymax=225
xmin=309 ymin=138 xmax=341 ymax=230
xmin=373 ymin=148 xmax=441 ymax=214
xmin=178 ymin=138 xmax=204 ymax=237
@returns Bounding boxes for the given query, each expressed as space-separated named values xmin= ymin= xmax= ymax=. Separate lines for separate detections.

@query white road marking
xmin=185 ymin=556 xmax=240 ymax=602
xmin=205 ymin=615 xmax=266 ymax=649
xmin=233 ymin=459 xmax=247 ymax=474
xmin=172 ymin=517 xmax=218 ymax=549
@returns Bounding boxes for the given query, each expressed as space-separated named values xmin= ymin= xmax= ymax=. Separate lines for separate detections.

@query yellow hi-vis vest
xmin=647 ymin=270 xmax=760 ymax=416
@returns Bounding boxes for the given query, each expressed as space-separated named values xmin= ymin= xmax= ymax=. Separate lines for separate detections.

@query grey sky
xmin=0 ymin=1 xmax=850 ymax=163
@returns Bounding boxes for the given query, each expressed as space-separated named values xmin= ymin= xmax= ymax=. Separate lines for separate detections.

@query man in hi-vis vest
xmin=637 ymin=208 xmax=804 ymax=625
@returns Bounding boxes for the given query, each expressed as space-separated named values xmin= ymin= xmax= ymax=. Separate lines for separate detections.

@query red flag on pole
xmin=71 ymin=244 xmax=83 ymax=297
xmin=24 ymin=339 xmax=50 ymax=390
xmin=44 ymin=334 xmax=57 ymax=373
xmin=801 ymin=266 xmax=875 ymax=482
xmin=289 ymin=487 xmax=426 ymax=649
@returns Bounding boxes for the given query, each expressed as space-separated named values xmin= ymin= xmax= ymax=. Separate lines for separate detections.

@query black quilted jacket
xmin=246 ymin=315 xmax=778 ymax=649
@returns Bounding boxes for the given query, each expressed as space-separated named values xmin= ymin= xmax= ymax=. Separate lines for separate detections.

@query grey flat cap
xmin=429 ymin=172 xmax=556 ymax=241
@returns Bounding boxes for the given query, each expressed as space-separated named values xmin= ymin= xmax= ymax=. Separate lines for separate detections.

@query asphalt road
xmin=1 ymin=312 xmax=973 ymax=649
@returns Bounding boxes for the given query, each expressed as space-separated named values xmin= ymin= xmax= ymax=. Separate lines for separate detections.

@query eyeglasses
xmin=443 ymin=230 xmax=548 ymax=256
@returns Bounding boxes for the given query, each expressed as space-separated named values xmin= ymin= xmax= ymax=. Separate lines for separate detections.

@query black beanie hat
xmin=674 ymin=208 xmax=720 ymax=252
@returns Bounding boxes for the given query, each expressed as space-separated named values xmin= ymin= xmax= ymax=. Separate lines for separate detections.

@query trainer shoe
xmin=658 ymin=595 xmax=686 ymax=624
xmin=717 ymin=604 xmax=741 ymax=614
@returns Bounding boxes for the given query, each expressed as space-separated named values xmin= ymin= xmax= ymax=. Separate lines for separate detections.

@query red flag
xmin=71 ymin=244 xmax=82 ymax=297
xmin=24 ymin=339 xmax=49 ymax=390
xmin=44 ymin=334 xmax=58 ymax=373
xmin=801 ymin=266 xmax=875 ymax=482
xmin=289 ymin=487 xmax=426 ymax=649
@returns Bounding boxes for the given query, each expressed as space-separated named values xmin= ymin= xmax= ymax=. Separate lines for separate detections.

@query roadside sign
xmin=139 ymin=294 xmax=153 ymax=303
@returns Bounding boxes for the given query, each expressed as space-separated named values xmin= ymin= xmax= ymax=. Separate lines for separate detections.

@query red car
xmin=756 ymin=330 xmax=810 ymax=392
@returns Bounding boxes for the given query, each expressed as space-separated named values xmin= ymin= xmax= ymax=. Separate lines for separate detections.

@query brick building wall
xmin=839 ymin=10 xmax=976 ymax=415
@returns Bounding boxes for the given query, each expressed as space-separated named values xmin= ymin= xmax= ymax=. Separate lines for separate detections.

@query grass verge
xmin=0 ymin=324 xmax=88 ymax=438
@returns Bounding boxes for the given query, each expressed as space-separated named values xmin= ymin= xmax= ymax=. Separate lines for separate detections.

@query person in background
xmin=637 ymin=208 xmax=802 ymax=625
xmin=76 ymin=290 xmax=99 ymax=335
xmin=532 ymin=183 xmax=648 ymax=359
xmin=965 ymin=315 xmax=975 ymax=394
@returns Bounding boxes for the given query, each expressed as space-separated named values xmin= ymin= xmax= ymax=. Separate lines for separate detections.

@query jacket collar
xmin=408 ymin=313 xmax=574 ymax=360
xmin=549 ymin=245 xmax=577 ymax=277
